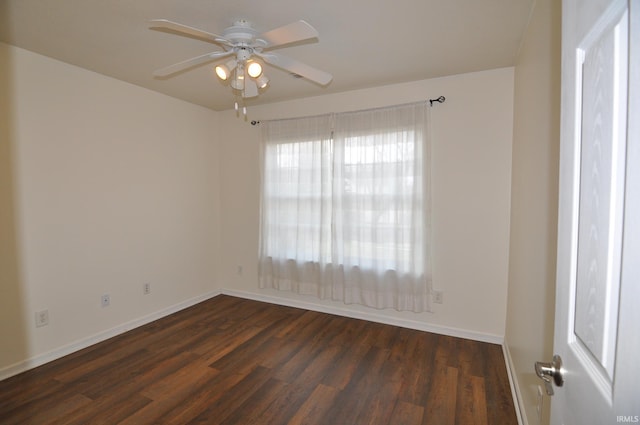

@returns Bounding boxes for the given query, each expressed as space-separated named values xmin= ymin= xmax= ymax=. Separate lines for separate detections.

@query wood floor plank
xmin=50 ymin=393 xmax=152 ymax=425
xmin=471 ymin=375 xmax=489 ymax=425
xmin=90 ymin=350 xmax=199 ymax=401
xmin=482 ymin=343 xmax=519 ymax=424
xmin=295 ymin=343 xmax=344 ymax=385
xmin=217 ymin=377 xmax=292 ymax=425
xmin=396 ymin=333 xmax=438 ymax=405
xmin=157 ymin=366 xmax=255 ymax=424
xmin=193 ymin=324 xmax=264 ymax=362
xmin=273 ymin=337 xmax=343 ymax=384
xmin=274 ymin=310 xmax=324 ymax=340
xmin=320 ymin=335 xmax=371 ymax=390
xmin=184 ymin=365 xmax=273 ymax=424
xmin=225 ymin=380 xmax=315 ymax=425
xmin=123 ymin=364 xmax=220 ymax=424
xmin=0 ymin=378 xmax=67 ymax=417
xmin=1 ymin=389 xmax=92 ymax=425
xmin=325 ymin=315 xmax=368 ymax=347
xmin=257 ymin=335 xmax=307 ymax=370
xmin=287 ymin=384 xmax=340 ymax=425
xmin=352 ymin=358 xmax=405 ymax=425
xmin=140 ymin=358 xmax=216 ymax=401
xmin=317 ymin=345 xmax=392 ymax=424
xmin=424 ymin=366 xmax=458 ymax=425
xmin=209 ymin=333 xmax=287 ymax=379
xmin=0 ymin=295 xmax=517 ymax=425
xmin=389 ymin=400 xmax=425 ymax=425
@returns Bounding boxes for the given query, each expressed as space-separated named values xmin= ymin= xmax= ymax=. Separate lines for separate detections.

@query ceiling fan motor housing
xmin=235 ymin=48 xmax=252 ymax=61
xmin=223 ymin=20 xmax=259 ymax=43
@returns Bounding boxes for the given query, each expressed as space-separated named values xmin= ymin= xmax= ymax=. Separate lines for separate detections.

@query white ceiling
xmin=0 ymin=0 xmax=534 ymax=111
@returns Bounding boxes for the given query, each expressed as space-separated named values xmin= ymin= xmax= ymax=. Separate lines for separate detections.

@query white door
xmin=546 ymin=0 xmax=640 ymax=423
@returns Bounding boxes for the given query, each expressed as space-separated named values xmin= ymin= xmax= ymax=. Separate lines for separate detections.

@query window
xmin=337 ymin=128 xmax=420 ymax=272
xmin=259 ymin=102 xmax=432 ymax=312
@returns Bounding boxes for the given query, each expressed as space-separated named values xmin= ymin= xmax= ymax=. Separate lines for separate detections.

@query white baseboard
xmin=0 ymin=290 xmax=221 ymax=381
xmin=502 ymin=340 xmax=527 ymax=425
xmin=220 ymin=288 xmax=504 ymax=345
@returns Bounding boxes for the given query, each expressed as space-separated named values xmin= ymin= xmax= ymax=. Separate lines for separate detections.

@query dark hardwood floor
xmin=0 ymin=295 xmax=517 ymax=424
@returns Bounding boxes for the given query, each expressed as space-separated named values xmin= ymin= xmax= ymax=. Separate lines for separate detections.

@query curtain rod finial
xmin=429 ymin=96 xmax=446 ymax=107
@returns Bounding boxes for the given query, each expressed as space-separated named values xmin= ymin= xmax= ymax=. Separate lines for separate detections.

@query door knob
xmin=535 ymin=354 xmax=564 ymax=396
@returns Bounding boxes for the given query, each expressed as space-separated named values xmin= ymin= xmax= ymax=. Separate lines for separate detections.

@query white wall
xmin=219 ymin=68 xmax=514 ymax=342
xmin=0 ymin=42 xmax=517 ymax=378
xmin=0 ymin=43 xmax=221 ymax=376
xmin=506 ymin=0 xmax=561 ymax=423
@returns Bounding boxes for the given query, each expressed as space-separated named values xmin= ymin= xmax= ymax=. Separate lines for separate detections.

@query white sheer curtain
xmin=259 ymin=102 xmax=432 ymax=312
xmin=259 ymin=114 xmax=334 ymax=296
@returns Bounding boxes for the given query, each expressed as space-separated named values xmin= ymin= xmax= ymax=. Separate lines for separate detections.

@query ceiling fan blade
xmin=259 ymin=53 xmax=333 ymax=86
xmin=259 ymin=20 xmax=319 ymax=49
xmin=244 ymin=79 xmax=258 ymax=98
xmin=149 ymin=19 xmax=228 ymax=45
xmin=153 ymin=51 xmax=233 ymax=78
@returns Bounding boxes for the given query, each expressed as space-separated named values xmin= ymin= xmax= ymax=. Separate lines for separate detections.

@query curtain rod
xmin=250 ymin=96 xmax=446 ymax=126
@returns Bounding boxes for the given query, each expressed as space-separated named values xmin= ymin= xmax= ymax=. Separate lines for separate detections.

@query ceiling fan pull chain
xmin=233 ymin=97 xmax=248 ymax=120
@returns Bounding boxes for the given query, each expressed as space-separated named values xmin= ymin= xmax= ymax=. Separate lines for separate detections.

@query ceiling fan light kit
xmin=149 ymin=18 xmax=333 ymax=117
xmin=214 ymin=59 xmax=237 ymax=80
xmin=255 ymin=74 xmax=269 ymax=89
xmin=247 ymin=61 xmax=263 ymax=78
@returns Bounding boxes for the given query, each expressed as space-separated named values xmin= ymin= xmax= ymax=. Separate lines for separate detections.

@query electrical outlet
xmin=433 ymin=291 xmax=444 ymax=304
xmin=101 ymin=294 xmax=110 ymax=308
xmin=35 ymin=310 xmax=49 ymax=327
xmin=143 ymin=283 xmax=151 ymax=295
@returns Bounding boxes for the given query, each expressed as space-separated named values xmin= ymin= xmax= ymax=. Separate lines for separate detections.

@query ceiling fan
xmin=149 ymin=18 xmax=333 ymax=100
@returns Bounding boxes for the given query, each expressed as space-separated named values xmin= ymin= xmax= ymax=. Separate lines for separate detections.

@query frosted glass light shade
xmin=256 ymin=74 xmax=269 ymax=89
xmin=231 ymin=72 xmax=245 ymax=90
xmin=215 ymin=59 xmax=237 ymax=81
xmin=215 ymin=65 xmax=230 ymax=80
xmin=247 ymin=61 xmax=263 ymax=78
